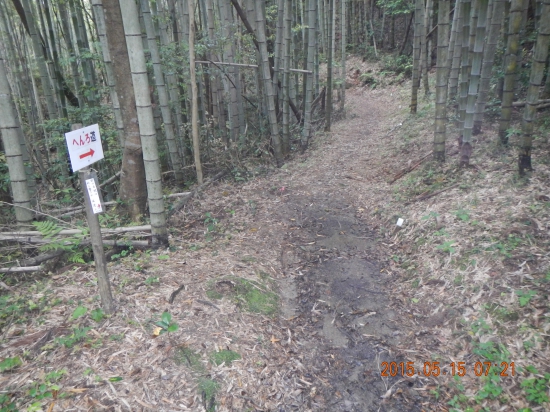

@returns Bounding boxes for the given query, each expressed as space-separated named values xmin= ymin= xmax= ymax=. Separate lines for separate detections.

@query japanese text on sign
xmin=85 ymin=178 xmax=103 ymax=214
xmin=64 ymin=124 xmax=104 ymax=172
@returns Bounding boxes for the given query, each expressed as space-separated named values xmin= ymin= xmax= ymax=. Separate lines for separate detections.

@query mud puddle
xmin=277 ymin=192 xmax=424 ymax=411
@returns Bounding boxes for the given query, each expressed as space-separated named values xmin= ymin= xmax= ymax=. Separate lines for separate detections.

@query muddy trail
xmin=274 ymin=191 xmax=422 ymax=411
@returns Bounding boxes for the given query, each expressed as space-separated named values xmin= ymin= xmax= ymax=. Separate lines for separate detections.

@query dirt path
xmin=252 ymin=84 xmax=426 ymax=410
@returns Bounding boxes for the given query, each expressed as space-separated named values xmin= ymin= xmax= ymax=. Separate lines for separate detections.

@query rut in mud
xmin=273 ymin=190 xmax=423 ymax=411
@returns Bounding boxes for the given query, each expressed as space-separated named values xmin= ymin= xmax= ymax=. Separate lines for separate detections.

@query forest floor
xmin=1 ymin=57 xmax=550 ymax=412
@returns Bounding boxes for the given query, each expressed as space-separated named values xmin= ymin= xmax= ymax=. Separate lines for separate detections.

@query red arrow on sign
xmin=79 ymin=148 xmax=95 ymax=159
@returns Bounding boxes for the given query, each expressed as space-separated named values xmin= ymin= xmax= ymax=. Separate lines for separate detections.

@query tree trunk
xmin=220 ymin=0 xmax=241 ymax=142
xmin=411 ymin=0 xmax=424 ymax=113
xmin=460 ymin=0 xmax=489 ymax=166
xmin=255 ymin=0 xmax=284 ymax=166
xmin=519 ymin=0 xmax=550 ymax=174
xmin=0 ymin=52 xmax=33 ymax=227
xmin=473 ymin=0 xmax=505 ymax=134
xmin=117 ymin=0 xmax=168 ymax=245
xmin=102 ymin=0 xmax=148 ymax=220
xmin=421 ymin=0 xmax=431 ymax=95
xmin=448 ymin=0 xmax=463 ymax=98
xmin=188 ymin=0 xmax=204 ymax=184
xmin=433 ymin=0 xmax=451 ymax=161
xmin=282 ymin=0 xmax=291 ymax=154
xmin=457 ymin=0 xmax=471 ymax=134
xmin=91 ymin=0 xmax=125 ymax=146
xmin=498 ymin=0 xmax=524 ymax=144
xmin=19 ymin=0 xmax=56 ymax=119
xmin=325 ymin=0 xmax=334 ymax=131
xmin=340 ymin=0 xmax=347 ymax=114
xmin=301 ymin=0 xmax=316 ymax=149
xmin=140 ymin=0 xmax=185 ymax=184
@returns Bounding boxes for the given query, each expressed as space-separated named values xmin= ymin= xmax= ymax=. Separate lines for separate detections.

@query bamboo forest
xmin=1 ymin=0 xmax=550 ymax=410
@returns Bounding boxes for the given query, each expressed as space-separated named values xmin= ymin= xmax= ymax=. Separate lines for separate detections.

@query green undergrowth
xmin=210 ymin=349 xmax=241 ymax=366
xmin=205 ymin=274 xmax=278 ymax=316
xmin=174 ymin=346 xmax=239 ymax=411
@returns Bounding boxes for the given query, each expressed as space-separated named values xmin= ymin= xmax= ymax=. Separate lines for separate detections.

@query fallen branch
xmin=167 ymin=170 xmax=229 ymax=220
xmin=0 ymin=235 xmax=150 ymax=248
xmin=20 ymin=250 xmax=65 ymax=266
xmin=389 ymin=151 xmax=433 ymax=184
xmin=0 ymin=225 xmax=151 ymax=237
xmin=406 ymin=183 xmax=459 ymax=205
xmin=488 ymin=99 xmax=550 ymax=108
xmin=0 ymin=266 xmax=42 ymax=273
xmin=56 ymin=201 xmax=118 ymax=217
xmin=167 ymin=192 xmax=192 ymax=198
xmin=195 ymin=60 xmax=312 ymax=74
xmin=100 ymin=171 xmax=121 ymax=188
xmin=311 ymin=86 xmax=326 ymax=112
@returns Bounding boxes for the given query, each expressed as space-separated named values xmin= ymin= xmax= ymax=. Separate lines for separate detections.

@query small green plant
xmin=109 ymin=333 xmax=125 ymax=341
xmin=210 ymin=350 xmax=241 ymax=366
xmin=111 ymin=248 xmax=131 ymax=261
xmin=155 ymin=312 xmax=179 ymax=334
xmin=521 ymin=367 xmax=550 ymax=405
xmin=0 ymin=356 xmax=22 ymax=372
xmin=32 ymin=221 xmax=89 ymax=263
xmin=516 ymin=290 xmax=536 ymax=307
xmin=55 ymin=327 xmax=91 ymax=348
xmin=175 ymin=346 xmax=203 ymax=371
xmin=204 ymin=212 xmax=219 ymax=233
xmin=90 ymin=308 xmax=105 ymax=322
xmin=27 ymin=369 xmax=66 ymax=404
xmin=0 ymin=393 xmax=17 ymax=411
xmin=145 ymin=276 xmax=159 ymax=285
xmin=421 ymin=211 xmax=439 ymax=220
xmin=453 ymin=209 xmax=470 ymax=222
xmin=71 ymin=306 xmax=87 ymax=320
xmin=198 ymin=378 xmax=219 ymax=412
xmin=437 ymin=241 xmax=456 ymax=254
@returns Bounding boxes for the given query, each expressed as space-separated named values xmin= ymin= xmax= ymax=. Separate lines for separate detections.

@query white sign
xmin=85 ymin=178 xmax=103 ymax=214
xmin=65 ymin=124 xmax=104 ymax=172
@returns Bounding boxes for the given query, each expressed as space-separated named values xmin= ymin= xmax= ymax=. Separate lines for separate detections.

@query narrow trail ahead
xmin=251 ymin=85 xmax=426 ymax=411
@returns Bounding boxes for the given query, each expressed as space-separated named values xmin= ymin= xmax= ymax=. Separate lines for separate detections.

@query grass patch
xmin=210 ymin=349 xmax=241 ymax=366
xmin=174 ymin=346 xmax=220 ymax=411
xmin=205 ymin=276 xmax=278 ymax=316
xmin=174 ymin=346 xmax=204 ymax=372
xmin=198 ymin=378 xmax=219 ymax=411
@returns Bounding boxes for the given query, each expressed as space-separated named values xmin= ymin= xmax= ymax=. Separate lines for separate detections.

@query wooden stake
xmin=79 ymin=167 xmax=115 ymax=314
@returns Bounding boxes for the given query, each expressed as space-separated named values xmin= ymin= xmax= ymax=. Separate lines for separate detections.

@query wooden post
xmin=71 ymin=124 xmax=115 ymax=314
xmin=79 ymin=167 xmax=115 ymax=314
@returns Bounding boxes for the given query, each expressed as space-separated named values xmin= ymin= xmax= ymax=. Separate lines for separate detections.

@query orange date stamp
xmin=380 ymin=361 xmax=516 ymax=377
